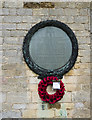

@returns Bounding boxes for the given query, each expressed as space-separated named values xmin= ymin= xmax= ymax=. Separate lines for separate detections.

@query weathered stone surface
xmin=55 ymin=109 xmax=67 ymax=118
xmin=74 ymin=16 xmax=89 ymax=23
xmin=1 ymin=2 xmax=90 ymax=119
xmin=2 ymin=81 xmax=27 ymax=92
xmin=72 ymin=108 xmax=90 ymax=118
xmin=2 ymin=63 xmax=25 ymax=70
xmin=12 ymin=104 xmax=27 ymax=110
xmin=67 ymin=109 xmax=73 ymax=118
xmin=28 ymin=83 xmax=38 ymax=92
xmin=16 ymin=8 xmax=32 ymax=16
xmin=61 ymin=103 xmax=74 ymax=110
xmin=16 ymin=23 xmax=30 ymax=30
xmin=3 ymin=1 xmax=23 ymax=8
xmin=64 ymin=8 xmax=79 ymax=16
xmin=22 ymin=109 xmax=37 ymax=118
xmin=2 ymin=92 xmax=6 ymax=103
xmin=49 ymin=8 xmax=64 ymax=16
xmin=75 ymin=102 xmax=84 ymax=108
xmin=60 ymin=92 xmax=72 ymax=103
xmin=3 ymin=16 xmax=22 ymax=23
xmin=2 ymin=110 xmax=21 ymax=118
xmin=4 ymin=37 xmax=20 ymax=45
xmin=2 ymin=23 xmax=16 ymax=30
xmin=81 ymin=84 xmax=90 ymax=92
xmin=26 ymin=70 xmax=38 ymax=77
xmin=68 ymin=23 xmax=86 ymax=30
xmin=48 ymin=103 xmax=61 ymax=109
xmin=79 ymin=8 xmax=89 ymax=16
xmin=75 ymin=31 xmax=90 ymax=37
xmin=65 ymin=84 xmax=81 ymax=92
xmin=37 ymin=110 xmax=54 ymax=118
xmin=33 ymin=8 xmax=49 ymax=16
xmin=10 ymin=30 xmax=27 ymax=37
xmin=55 ymin=2 xmax=69 ymax=8
xmin=3 ymin=44 xmax=21 ymax=50
xmin=27 ymin=103 xmax=38 ymax=110
xmin=57 ymin=16 xmax=67 ymax=23
xmin=75 ymin=2 xmax=90 ymax=9
xmin=7 ymin=92 xmax=30 ymax=103
xmin=2 ymin=8 xmax=9 ymax=15
xmin=9 ymin=9 xmax=16 ymax=15
xmin=72 ymin=91 xmax=90 ymax=102
xmin=3 ymin=50 xmax=17 ymax=57
xmin=2 ymin=30 xmax=11 ymax=37
xmin=3 ymin=69 xmax=26 ymax=78
xmin=32 ymin=91 xmax=41 ymax=103
xmin=23 ymin=2 xmax=55 ymax=8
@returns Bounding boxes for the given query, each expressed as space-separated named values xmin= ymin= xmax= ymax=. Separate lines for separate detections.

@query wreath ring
xmin=38 ymin=78 xmax=65 ymax=104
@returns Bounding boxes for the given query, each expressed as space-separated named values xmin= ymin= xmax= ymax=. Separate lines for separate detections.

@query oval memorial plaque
xmin=23 ymin=20 xmax=78 ymax=78
xmin=29 ymin=26 xmax=72 ymax=70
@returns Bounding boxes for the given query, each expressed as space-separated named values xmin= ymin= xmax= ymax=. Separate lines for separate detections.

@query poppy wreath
xmin=38 ymin=76 xmax=65 ymax=104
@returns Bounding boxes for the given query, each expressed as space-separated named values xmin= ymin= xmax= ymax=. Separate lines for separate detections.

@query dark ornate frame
xmin=23 ymin=20 xmax=78 ymax=79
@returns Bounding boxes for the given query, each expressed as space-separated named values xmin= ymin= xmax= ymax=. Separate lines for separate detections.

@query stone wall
xmin=1 ymin=1 xmax=91 ymax=118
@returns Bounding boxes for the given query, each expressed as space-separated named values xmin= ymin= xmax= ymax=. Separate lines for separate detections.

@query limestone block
xmin=61 ymin=103 xmax=74 ymax=110
xmin=72 ymin=91 xmax=90 ymax=102
xmin=28 ymin=83 xmax=38 ymax=92
xmin=7 ymin=92 xmax=30 ymax=103
xmin=32 ymin=91 xmax=41 ymax=103
xmin=2 ymin=103 xmax=12 ymax=111
xmin=81 ymin=84 xmax=90 ymax=92
xmin=75 ymin=31 xmax=90 ymax=37
xmin=79 ymin=9 xmax=89 ymax=16
xmin=75 ymin=102 xmax=84 ymax=108
xmin=74 ymin=16 xmax=89 ymax=23
xmin=37 ymin=110 xmax=54 ymax=118
xmin=3 ymin=16 xmax=22 ymax=23
xmin=68 ymin=23 xmax=85 ymax=30
xmin=65 ymin=84 xmax=81 ymax=92
xmin=2 ymin=110 xmax=21 ymax=118
xmin=27 ymin=103 xmax=38 ymax=110
xmin=2 ymin=23 xmax=16 ymax=30
xmin=67 ymin=16 xmax=74 ymax=23
xmin=2 ymin=92 xmax=6 ymax=103
xmin=22 ymin=109 xmax=37 ymax=118
xmin=26 ymin=70 xmax=38 ymax=77
xmin=55 ymin=2 xmax=69 ymax=8
xmin=68 ymin=3 xmax=76 ymax=8
xmin=60 ymin=92 xmax=72 ymax=103
xmin=75 ymin=2 xmax=90 ymax=9
xmin=16 ymin=23 xmax=30 ymax=30
xmin=2 ymin=30 xmax=10 ymax=37
xmin=33 ymin=8 xmax=49 ymax=16
xmin=16 ymin=9 xmax=32 ymax=16
xmin=10 ymin=30 xmax=27 ymax=37
xmin=3 ymin=1 xmax=23 ymax=8
xmin=72 ymin=108 xmax=90 ymax=118
xmin=2 ymin=8 xmax=9 ymax=15
xmin=22 ymin=16 xmax=41 ymax=23
xmin=49 ymin=8 xmax=64 ymax=16
xmin=57 ymin=16 xmax=67 ymax=23
xmin=9 ymin=9 xmax=16 ymax=15
xmin=64 ymin=8 xmax=79 ymax=16
xmin=55 ymin=109 xmax=67 ymax=118
xmin=4 ymin=50 xmax=17 ymax=57
xmin=12 ymin=104 xmax=27 ymax=110
xmin=29 ymin=77 xmax=40 ymax=84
